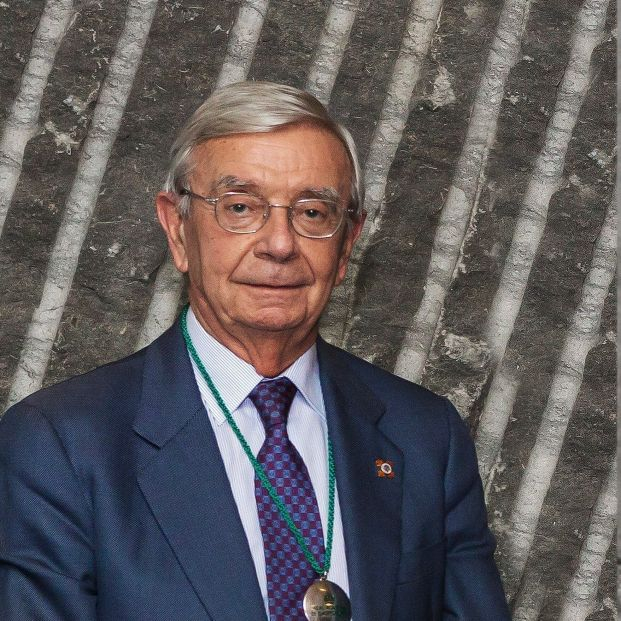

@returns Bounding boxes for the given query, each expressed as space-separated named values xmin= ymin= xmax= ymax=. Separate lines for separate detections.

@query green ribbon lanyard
xmin=180 ymin=305 xmax=335 ymax=577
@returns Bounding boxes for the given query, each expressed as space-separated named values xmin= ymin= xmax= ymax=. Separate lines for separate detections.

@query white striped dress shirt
xmin=186 ymin=307 xmax=350 ymax=618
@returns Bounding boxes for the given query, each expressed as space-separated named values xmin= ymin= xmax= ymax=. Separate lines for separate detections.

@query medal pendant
xmin=303 ymin=577 xmax=352 ymax=621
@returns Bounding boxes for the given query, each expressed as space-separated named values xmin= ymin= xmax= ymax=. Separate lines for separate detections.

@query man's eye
xmin=221 ymin=199 xmax=261 ymax=216
xmin=297 ymin=201 xmax=330 ymax=221
xmin=303 ymin=208 xmax=322 ymax=219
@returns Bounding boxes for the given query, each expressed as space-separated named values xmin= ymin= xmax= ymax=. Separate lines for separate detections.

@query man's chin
xmin=236 ymin=311 xmax=311 ymax=335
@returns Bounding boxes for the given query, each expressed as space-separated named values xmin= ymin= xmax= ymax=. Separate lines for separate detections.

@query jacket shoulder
xmin=318 ymin=339 xmax=466 ymax=452
xmin=319 ymin=338 xmax=450 ymax=410
xmin=2 ymin=329 xmax=164 ymax=464
xmin=11 ymin=346 xmax=147 ymax=424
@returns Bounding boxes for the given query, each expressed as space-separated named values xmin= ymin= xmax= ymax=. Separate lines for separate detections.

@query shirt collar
xmin=186 ymin=307 xmax=325 ymax=424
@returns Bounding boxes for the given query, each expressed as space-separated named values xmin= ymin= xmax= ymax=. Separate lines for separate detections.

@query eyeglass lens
xmin=215 ymin=193 xmax=342 ymax=238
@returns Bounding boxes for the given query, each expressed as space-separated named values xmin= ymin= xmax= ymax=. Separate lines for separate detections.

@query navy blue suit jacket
xmin=0 ymin=321 xmax=509 ymax=620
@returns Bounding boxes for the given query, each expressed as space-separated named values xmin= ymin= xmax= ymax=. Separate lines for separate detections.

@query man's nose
xmin=253 ymin=205 xmax=297 ymax=261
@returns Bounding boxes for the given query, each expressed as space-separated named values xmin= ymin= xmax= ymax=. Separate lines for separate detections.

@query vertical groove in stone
xmin=391 ymin=0 xmax=532 ymax=382
xmin=484 ymin=0 xmax=610 ymax=364
xmin=557 ymin=460 xmax=616 ymax=621
xmin=305 ymin=0 xmax=360 ymax=105
xmin=0 ymin=0 xmax=75 ymax=237
xmin=473 ymin=0 xmax=610 ymax=495
xmin=504 ymin=192 xmax=616 ymax=596
xmin=512 ymin=460 xmax=616 ymax=620
xmin=323 ymin=0 xmax=444 ymax=347
xmin=5 ymin=0 xmax=159 ymax=409
xmin=134 ymin=253 xmax=184 ymax=350
xmin=215 ymin=0 xmax=270 ymax=88
xmin=476 ymin=362 xmax=520 ymax=486
xmin=135 ymin=0 xmax=270 ymax=350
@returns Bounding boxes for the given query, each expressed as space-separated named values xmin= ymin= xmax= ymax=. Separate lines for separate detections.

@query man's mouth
xmin=239 ymin=281 xmax=307 ymax=289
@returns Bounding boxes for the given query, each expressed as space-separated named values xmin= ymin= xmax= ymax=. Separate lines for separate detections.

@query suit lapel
xmin=133 ymin=324 xmax=266 ymax=621
xmin=317 ymin=340 xmax=403 ymax=621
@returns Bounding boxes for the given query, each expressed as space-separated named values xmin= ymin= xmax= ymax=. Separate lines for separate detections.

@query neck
xmin=188 ymin=299 xmax=317 ymax=377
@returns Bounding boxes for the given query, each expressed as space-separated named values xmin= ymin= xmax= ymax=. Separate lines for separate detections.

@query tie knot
xmin=249 ymin=377 xmax=297 ymax=431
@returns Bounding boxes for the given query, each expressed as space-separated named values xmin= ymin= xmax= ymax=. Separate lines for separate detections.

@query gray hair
xmin=164 ymin=81 xmax=364 ymax=221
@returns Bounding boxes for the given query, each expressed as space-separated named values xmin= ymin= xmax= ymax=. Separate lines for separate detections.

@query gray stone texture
xmin=0 ymin=0 xmax=616 ymax=618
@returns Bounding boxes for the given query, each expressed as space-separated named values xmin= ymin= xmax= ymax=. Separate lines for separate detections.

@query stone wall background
xmin=0 ymin=0 xmax=616 ymax=618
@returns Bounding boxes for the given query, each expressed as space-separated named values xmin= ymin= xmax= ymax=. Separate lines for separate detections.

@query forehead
xmin=189 ymin=125 xmax=352 ymax=195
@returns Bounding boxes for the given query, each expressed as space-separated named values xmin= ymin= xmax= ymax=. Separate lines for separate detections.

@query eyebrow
xmin=210 ymin=175 xmax=258 ymax=193
xmin=211 ymin=175 xmax=340 ymax=202
xmin=303 ymin=186 xmax=340 ymax=202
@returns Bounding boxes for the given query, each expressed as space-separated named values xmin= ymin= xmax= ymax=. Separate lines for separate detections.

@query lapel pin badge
xmin=375 ymin=458 xmax=395 ymax=478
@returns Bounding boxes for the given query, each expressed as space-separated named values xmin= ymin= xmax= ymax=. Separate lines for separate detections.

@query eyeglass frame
xmin=178 ymin=188 xmax=357 ymax=239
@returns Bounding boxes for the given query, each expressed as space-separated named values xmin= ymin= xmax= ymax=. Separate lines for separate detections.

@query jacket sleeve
xmin=441 ymin=398 xmax=511 ymax=620
xmin=0 ymin=403 xmax=97 ymax=620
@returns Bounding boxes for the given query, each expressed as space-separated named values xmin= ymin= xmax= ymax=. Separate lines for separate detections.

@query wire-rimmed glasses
xmin=179 ymin=189 xmax=353 ymax=239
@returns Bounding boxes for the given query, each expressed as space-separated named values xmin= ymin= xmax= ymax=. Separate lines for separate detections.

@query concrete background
xmin=0 ymin=0 xmax=616 ymax=618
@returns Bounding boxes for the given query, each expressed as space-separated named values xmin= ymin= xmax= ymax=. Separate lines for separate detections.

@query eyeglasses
xmin=179 ymin=189 xmax=353 ymax=239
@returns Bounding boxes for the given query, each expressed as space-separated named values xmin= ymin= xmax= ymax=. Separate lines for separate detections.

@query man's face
xmin=157 ymin=124 xmax=363 ymax=346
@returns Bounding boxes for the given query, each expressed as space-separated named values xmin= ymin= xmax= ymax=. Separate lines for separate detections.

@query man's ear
xmin=335 ymin=211 xmax=366 ymax=285
xmin=155 ymin=191 xmax=189 ymax=273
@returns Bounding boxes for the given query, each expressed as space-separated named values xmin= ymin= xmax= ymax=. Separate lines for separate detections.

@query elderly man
xmin=0 ymin=82 xmax=509 ymax=620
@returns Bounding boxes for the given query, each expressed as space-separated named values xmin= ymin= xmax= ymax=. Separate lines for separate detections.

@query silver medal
xmin=303 ymin=577 xmax=352 ymax=621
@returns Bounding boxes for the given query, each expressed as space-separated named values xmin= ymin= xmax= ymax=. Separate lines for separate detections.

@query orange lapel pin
xmin=375 ymin=459 xmax=395 ymax=478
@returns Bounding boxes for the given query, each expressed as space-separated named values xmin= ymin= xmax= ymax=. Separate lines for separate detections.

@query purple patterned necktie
xmin=250 ymin=377 xmax=325 ymax=620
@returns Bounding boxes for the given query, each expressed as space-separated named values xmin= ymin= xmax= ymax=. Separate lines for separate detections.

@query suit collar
xmin=316 ymin=338 xmax=385 ymax=421
xmin=317 ymin=339 xmax=404 ymax=621
xmin=133 ymin=325 xmax=392 ymax=444
xmin=133 ymin=320 xmax=204 ymax=448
